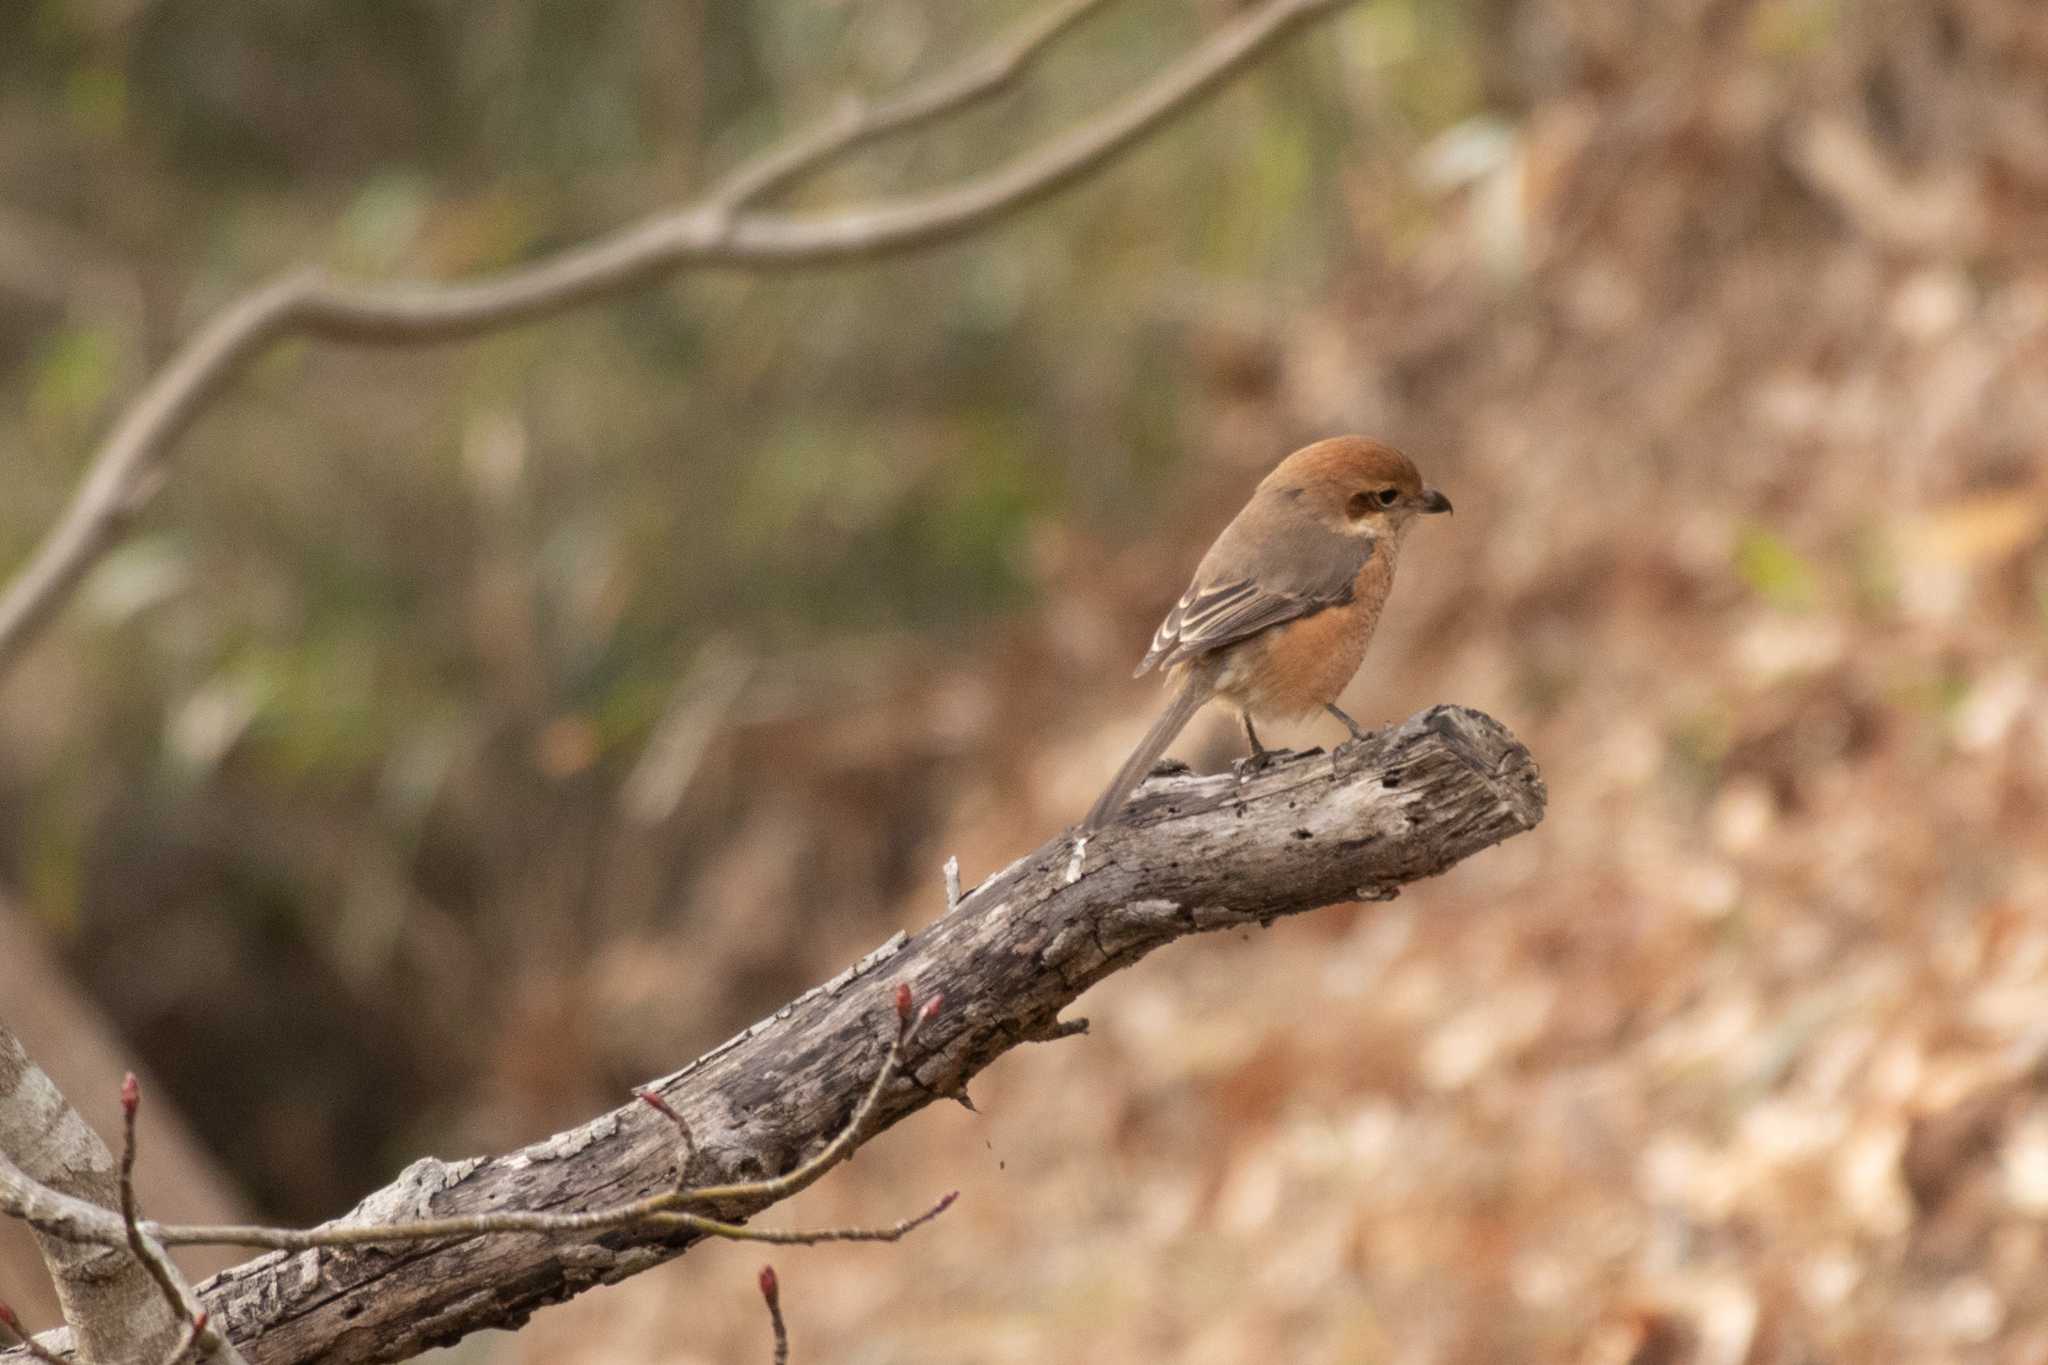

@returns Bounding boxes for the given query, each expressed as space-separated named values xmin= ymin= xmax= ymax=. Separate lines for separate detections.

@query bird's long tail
xmin=1083 ymin=673 xmax=1214 ymax=833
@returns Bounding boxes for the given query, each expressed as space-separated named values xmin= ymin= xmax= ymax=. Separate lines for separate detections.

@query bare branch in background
xmin=0 ymin=0 xmax=1360 ymax=679
xmin=702 ymin=0 xmax=1114 ymax=215
xmin=1 ymin=704 xmax=1541 ymax=1365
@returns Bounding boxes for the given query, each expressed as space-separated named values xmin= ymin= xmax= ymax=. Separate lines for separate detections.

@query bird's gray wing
xmin=1135 ymin=513 xmax=1373 ymax=676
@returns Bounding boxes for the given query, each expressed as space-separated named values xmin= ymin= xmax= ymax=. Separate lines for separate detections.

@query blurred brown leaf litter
xmin=6 ymin=0 xmax=2048 ymax=1360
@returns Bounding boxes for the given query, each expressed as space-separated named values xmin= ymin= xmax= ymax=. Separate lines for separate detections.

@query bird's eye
xmin=1376 ymin=487 xmax=1400 ymax=507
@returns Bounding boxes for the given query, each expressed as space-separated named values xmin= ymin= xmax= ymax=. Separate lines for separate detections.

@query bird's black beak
xmin=1419 ymin=487 xmax=1452 ymax=515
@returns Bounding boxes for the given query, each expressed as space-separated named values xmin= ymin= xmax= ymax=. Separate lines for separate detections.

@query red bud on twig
xmin=121 ymin=1072 xmax=139 ymax=1115
xmin=757 ymin=1264 xmax=780 ymax=1308
xmin=635 ymin=1088 xmax=682 ymax=1123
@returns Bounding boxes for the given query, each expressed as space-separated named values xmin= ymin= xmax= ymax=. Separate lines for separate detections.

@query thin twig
xmin=655 ymin=1190 xmax=957 ymax=1246
xmin=0 ymin=1303 xmax=68 ymax=1365
xmin=633 ymin=1085 xmax=701 ymax=1183
xmin=162 ymin=1311 xmax=210 ymax=1365
xmin=758 ymin=1266 xmax=788 ymax=1365
xmin=118 ymin=1076 xmax=247 ymax=1365
xmin=0 ymin=0 xmax=1358 ymax=679
xmin=119 ymin=1075 xmax=192 ymax=1331
xmin=674 ymin=988 xmax=941 ymax=1208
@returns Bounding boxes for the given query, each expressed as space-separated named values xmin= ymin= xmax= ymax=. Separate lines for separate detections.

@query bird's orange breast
xmin=1211 ymin=546 xmax=1397 ymax=720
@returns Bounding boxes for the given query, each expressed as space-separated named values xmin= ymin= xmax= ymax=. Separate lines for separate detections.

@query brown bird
xmin=1082 ymin=435 xmax=1450 ymax=832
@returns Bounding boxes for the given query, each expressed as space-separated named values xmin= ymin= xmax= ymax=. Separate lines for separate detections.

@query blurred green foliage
xmin=1749 ymin=0 xmax=1845 ymax=57
xmin=27 ymin=323 xmax=116 ymax=438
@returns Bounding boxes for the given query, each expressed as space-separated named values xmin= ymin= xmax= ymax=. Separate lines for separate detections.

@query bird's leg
xmin=1235 ymin=712 xmax=1276 ymax=775
xmin=1325 ymin=702 xmax=1370 ymax=744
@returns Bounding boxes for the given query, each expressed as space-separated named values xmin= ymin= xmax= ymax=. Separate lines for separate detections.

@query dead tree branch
xmin=0 ymin=999 xmax=956 ymax=1365
xmin=3 ymin=703 xmax=1542 ymax=1365
xmin=701 ymin=0 xmax=1114 ymax=215
xmin=0 ymin=0 xmax=1359 ymax=679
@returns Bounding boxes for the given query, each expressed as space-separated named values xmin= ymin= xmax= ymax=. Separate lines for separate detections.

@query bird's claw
xmin=1233 ymin=748 xmax=1283 ymax=777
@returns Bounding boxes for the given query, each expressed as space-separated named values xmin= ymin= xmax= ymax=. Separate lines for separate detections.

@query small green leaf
xmin=30 ymin=326 xmax=117 ymax=434
xmin=1735 ymin=526 xmax=1818 ymax=611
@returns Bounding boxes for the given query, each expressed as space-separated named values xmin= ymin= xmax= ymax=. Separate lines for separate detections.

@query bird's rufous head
xmin=1257 ymin=435 xmax=1451 ymax=536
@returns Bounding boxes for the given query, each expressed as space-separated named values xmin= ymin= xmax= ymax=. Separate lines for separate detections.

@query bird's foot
xmin=1233 ymin=747 xmax=1292 ymax=777
xmin=1325 ymin=703 xmax=1371 ymax=745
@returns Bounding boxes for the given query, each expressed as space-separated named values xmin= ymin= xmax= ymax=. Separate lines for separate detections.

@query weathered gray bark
xmin=3 ymin=703 xmax=1543 ymax=1365
xmin=0 ymin=1031 xmax=188 ymax=1365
